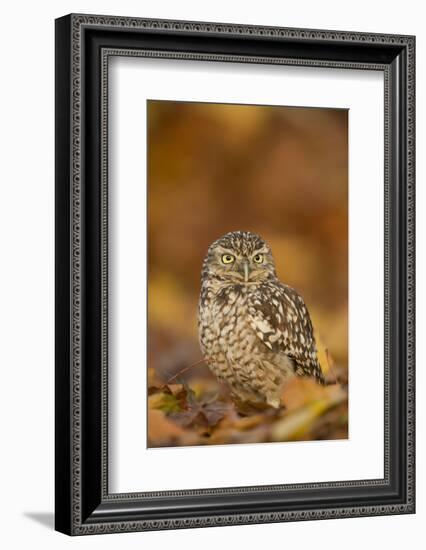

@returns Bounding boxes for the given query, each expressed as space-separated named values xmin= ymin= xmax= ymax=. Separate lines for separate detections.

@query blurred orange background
xmin=147 ymin=100 xmax=348 ymax=386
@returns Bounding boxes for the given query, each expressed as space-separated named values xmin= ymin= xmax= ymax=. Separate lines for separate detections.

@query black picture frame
xmin=55 ymin=13 xmax=415 ymax=535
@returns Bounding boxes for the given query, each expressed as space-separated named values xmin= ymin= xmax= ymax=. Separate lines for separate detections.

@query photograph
xmin=147 ymin=99 xmax=349 ymax=448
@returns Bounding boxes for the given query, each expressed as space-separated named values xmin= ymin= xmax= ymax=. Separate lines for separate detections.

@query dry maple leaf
xmin=169 ymin=388 xmax=231 ymax=429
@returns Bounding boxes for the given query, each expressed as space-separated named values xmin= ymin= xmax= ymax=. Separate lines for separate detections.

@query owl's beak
xmin=243 ymin=261 xmax=250 ymax=282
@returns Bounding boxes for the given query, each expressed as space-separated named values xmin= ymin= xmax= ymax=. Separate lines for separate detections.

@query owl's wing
xmin=247 ymin=282 xmax=324 ymax=382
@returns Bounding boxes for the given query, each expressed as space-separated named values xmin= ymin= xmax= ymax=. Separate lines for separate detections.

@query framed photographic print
xmin=55 ymin=14 xmax=415 ymax=535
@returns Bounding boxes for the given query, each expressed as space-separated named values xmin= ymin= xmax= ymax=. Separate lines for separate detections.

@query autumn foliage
xmin=147 ymin=360 xmax=348 ymax=447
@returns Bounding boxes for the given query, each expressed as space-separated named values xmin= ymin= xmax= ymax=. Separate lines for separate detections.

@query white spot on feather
xmin=256 ymin=320 xmax=271 ymax=333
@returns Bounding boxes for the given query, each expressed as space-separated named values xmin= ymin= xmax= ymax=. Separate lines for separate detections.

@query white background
xmin=0 ymin=0 xmax=423 ymax=548
xmin=110 ymin=59 xmax=384 ymax=492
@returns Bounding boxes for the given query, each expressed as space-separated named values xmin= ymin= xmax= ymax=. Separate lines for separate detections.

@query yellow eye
xmin=221 ymin=254 xmax=235 ymax=264
xmin=253 ymin=254 xmax=264 ymax=264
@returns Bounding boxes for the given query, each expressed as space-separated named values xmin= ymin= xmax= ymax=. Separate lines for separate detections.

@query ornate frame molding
xmin=55 ymin=14 xmax=415 ymax=535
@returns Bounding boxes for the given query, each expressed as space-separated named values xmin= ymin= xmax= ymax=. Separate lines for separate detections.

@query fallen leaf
xmin=148 ymin=367 xmax=162 ymax=387
xmin=272 ymin=387 xmax=346 ymax=441
xmin=147 ymin=383 xmax=189 ymax=413
xmin=169 ymin=388 xmax=230 ymax=429
xmin=148 ymin=392 xmax=183 ymax=413
xmin=316 ymin=331 xmax=332 ymax=375
xmin=280 ymin=377 xmax=344 ymax=411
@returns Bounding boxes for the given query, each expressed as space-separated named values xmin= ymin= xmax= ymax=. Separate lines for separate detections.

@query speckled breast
xmin=199 ymin=284 xmax=271 ymax=402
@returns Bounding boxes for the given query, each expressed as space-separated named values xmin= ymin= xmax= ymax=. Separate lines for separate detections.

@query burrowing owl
xmin=198 ymin=231 xmax=324 ymax=409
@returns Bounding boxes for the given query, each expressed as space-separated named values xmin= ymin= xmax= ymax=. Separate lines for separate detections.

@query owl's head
xmin=202 ymin=231 xmax=277 ymax=285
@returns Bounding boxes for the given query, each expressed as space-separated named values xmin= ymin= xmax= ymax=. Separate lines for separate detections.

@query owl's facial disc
xmin=214 ymin=246 xmax=274 ymax=284
xmin=203 ymin=231 xmax=277 ymax=286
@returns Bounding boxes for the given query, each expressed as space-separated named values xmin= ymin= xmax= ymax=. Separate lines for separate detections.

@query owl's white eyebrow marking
xmin=215 ymin=247 xmax=236 ymax=255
